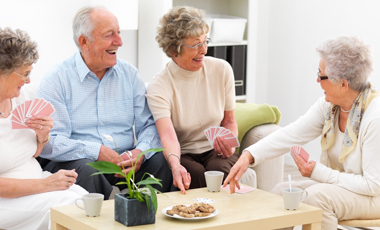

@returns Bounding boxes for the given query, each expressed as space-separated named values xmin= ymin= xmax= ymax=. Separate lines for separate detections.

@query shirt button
xmin=101 ymin=122 xmax=104 ymax=125
xmin=99 ymin=103 xmax=102 ymax=106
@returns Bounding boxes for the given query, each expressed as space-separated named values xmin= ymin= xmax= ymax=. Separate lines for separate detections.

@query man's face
xmin=82 ymin=9 xmax=123 ymax=76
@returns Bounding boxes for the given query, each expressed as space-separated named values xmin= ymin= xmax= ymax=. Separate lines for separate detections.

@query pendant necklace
xmin=0 ymin=99 xmax=8 ymax=117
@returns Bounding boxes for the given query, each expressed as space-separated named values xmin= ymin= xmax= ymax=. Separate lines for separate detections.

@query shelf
xmin=236 ymin=95 xmax=246 ymax=101
xmin=208 ymin=40 xmax=248 ymax=47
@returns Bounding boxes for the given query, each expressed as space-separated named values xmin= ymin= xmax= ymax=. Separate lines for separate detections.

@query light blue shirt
xmin=38 ymin=51 xmax=161 ymax=162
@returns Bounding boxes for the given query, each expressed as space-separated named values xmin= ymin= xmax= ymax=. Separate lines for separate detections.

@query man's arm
xmin=37 ymin=76 xmax=104 ymax=161
xmin=131 ymin=72 xmax=162 ymax=160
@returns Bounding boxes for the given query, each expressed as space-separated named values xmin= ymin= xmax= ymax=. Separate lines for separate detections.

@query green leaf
xmin=144 ymin=192 xmax=151 ymax=212
xmin=146 ymin=184 xmax=158 ymax=213
xmin=136 ymin=177 xmax=163 ymax=187
xmin=86 ymin=161 xmax=123 ymax=175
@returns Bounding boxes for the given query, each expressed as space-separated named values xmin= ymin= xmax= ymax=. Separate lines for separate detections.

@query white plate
xmin=162 ymin=205 xmax=218 ymax=220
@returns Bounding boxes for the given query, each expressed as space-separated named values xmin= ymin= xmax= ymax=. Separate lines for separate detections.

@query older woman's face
xmin=174 ymin=34 xmax=208 ymax=71
xmin=318 ymin=59 xmax=342 ymax=104
xmin=0 ymin=65 xmax=32 ymax=100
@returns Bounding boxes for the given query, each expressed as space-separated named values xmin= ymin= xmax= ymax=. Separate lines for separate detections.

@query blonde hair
xmin=156 ymin=6 xmax=209 ymax=58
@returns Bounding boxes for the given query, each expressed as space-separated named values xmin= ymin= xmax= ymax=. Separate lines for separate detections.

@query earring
xmin=175 ymin=54 xmax=178 ymax=57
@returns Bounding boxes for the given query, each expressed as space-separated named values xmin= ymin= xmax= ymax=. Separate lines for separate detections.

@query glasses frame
xmin=317 ymin=72 xmax=328 ymax=82
xmin=182 ymin=38 xmax=211 ymax=50
xmin=13 ymin=71 xmax=30 ymax=82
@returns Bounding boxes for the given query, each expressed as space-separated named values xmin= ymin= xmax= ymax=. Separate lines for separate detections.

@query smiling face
xmin=0 ymin=65 xmax=32 ymax=100
xmin=318 ymin=58 xmax=343 ymax=104
xmin=79 ymin=9 xmax=123 ymax=78
xmin=173 ymin=34 xmax=208 ymax=71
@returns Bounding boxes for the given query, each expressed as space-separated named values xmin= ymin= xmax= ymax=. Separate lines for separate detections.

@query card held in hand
xmin=204 ymin=126 xmax=240 ymax=148
xmin=11 ymin=98 xmax=55 ymax=130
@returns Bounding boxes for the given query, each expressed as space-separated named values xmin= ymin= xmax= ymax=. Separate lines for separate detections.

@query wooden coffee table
xmin=51 ymin=187 xmax=322 ymax=230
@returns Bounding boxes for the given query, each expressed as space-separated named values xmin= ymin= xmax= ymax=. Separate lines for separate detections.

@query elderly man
xmin=37 ymin=6 xmax=172 ymax=199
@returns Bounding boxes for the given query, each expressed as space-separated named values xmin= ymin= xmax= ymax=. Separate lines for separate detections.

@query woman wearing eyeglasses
xmin=0 ymin=27 xmax=87 ymax=230
xmin=146 ymin=6 xmax=238 ymax=194
xmin=224 ymin=36 xmax=380 ymax=229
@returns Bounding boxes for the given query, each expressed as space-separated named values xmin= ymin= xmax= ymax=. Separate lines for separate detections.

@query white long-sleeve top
xmin=245 ymin=96 xmax=380 ymax=196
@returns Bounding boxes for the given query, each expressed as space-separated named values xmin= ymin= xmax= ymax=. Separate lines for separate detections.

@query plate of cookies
xmin=162 ymin=203 xmax=218 ymax=220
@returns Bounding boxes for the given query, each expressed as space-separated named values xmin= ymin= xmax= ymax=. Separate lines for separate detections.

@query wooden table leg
xmin=51 ymin=221 xmax=68 ymax=230
xmin=302 ymin=222 xmax=321 ymax=230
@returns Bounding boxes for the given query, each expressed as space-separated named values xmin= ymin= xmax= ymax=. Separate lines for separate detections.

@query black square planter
xmin=114 ymin=193 xmax=155 ymax=226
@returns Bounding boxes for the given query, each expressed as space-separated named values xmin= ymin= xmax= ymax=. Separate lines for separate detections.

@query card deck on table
xmin=204 ymin=126 xmax=240 ymax=148
xmin=290 ymin=145 xmax=309 ymax=162
xmin=11 ymin=98 xmax=55 ymax=130
xmin=193 ymin=198 xmax=216 ymax=203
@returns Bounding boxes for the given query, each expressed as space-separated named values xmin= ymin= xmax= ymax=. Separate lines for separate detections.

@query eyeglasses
xmin=13 ymin=71 xmax=30 ymax=81
xmin=317 ymin=72 xmax=328 ymax=82
xmin=182 ymin=38 xmax=211 ymax=50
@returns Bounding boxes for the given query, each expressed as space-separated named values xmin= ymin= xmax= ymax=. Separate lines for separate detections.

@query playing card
xmin=299 ymin=147 xmax=309 ymax=162
xmin=291 ymin=145 xmax=309 ymax=162
xmin=11 ymin=98 xmax=55 ymax=130
xmin=221 ymin=184 xmax=255 ymax=194
xmin=223 ymin=136 xmax=240 ymax=148
xmin=193 ymin=198 xmax=216 ymax=203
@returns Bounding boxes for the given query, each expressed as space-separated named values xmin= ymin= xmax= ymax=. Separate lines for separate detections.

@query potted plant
xmin=87 ymin=134 xmax=165 ymax=227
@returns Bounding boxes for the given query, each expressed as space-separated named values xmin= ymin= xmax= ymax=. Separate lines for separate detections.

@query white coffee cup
xmin=75 ymin=193 xmax=104 ymax=217
xmin=204 ymin=171 xmax=224 ymax=192
xmin=282 ymin=187 xmax=308 ymax=210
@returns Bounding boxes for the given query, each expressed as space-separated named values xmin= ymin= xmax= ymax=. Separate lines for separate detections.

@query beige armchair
xmin=238 ymin=124 xmax=284 ymax=192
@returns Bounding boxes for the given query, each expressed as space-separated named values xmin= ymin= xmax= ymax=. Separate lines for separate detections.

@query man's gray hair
xmin=72 ymin=5 xmax=107 ymax=49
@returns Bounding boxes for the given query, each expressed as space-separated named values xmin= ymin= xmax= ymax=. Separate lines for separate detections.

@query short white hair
xmin=316 ymin=36 xmax=373 ymax=92
xmin=72 ymin=5 xmax=107 ymax=49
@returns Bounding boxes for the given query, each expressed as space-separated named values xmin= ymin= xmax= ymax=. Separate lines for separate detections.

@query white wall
xmin=254 ymin=0 xmax=380 ymax=165
xmin=3 ymin=0 xmax=380 ymax=165
xmin=0 ymin=0 xmax=138 ymax=84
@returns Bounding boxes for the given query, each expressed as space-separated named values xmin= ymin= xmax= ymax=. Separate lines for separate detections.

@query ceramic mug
xmin=204 ymin=171 xmax=224 ymax=192
xmin=282 ymin=187 xmax=308 ymax=210
xmin=75 ymin=193 xmax=104 ymax=217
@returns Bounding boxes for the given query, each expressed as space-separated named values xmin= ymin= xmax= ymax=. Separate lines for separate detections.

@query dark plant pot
xmin=114 ymin=193 xmax=155 ymax=227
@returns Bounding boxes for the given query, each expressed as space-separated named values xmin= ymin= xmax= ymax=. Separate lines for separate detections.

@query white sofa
xmin=23 ymin=83 xmax=284 ymax=192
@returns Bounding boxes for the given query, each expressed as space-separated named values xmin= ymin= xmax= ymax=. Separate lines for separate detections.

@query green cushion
xmin=235 ymin=103 xmax=281 ymax=151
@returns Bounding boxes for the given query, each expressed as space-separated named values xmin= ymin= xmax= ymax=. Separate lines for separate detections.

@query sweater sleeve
xmin=245 ymin=97 xmax=328 ymax=166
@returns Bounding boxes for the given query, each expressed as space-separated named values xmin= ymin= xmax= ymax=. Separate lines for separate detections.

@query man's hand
xmin=116 ymin=149 xmax=144 ymax=177
xmin=98 ymin=145 xmax=120 ymax=164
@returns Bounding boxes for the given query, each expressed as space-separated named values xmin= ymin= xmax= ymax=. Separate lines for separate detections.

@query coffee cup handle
xmin=300 ymin=190 xmax=308 ymax=202
xmin=75 ymin=198 xmax=85 ymax=210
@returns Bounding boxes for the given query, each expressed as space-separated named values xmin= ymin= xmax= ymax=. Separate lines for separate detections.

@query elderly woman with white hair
xmin=146 ymin=6 xmax=238 ymax=194
xmin=0 ymin=27 xmax=87 ymax=230
xmin=224 ymin=36 xmax=380 ymax=229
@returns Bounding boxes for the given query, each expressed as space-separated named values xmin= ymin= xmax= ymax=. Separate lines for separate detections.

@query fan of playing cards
xmin=290 ymin=145 xmax=309 ymax=162
xmin=11 ymin=98 xmax=55 ymax=129
xmin=204 ymin=126 xmax=240 ymax=148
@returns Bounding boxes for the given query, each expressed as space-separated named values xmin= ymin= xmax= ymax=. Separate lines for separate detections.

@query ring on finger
xmin=40 ymin=125 xmax=43 ymax=130
xmin=217 ymin=153 xmax=223 ymax=156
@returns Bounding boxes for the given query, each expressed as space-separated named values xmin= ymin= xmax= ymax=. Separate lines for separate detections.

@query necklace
xmin=0 ymin=99 xmax=8 ymax=117
xmin=340 ymin=107 xmax=350 ymax=113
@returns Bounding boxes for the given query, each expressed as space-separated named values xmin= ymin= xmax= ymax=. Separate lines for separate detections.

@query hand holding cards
xmin=204 ymin=126 xmax=240 ymax=148
xmin=290 ymin=145 xmax=309 ymax=162
xmin=11 ymin=98 xmax=55 ymax=129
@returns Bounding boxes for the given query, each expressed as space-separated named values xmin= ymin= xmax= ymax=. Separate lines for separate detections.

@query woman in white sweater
xmin=0 ymin=27 xmax=87 ymax=230
xmin=224 ymin=36 xmax=380 ymax=229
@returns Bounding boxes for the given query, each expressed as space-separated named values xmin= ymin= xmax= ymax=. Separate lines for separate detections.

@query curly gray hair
xmin=72 ymin=5 xmax=107 ymax=49
xmin=156 ymin=6 xmax=209 ymax=58
xmin=0 ymin=27 xmax=38 ymax=76
xmin=316 ymin=36 xmax=373 ymax=92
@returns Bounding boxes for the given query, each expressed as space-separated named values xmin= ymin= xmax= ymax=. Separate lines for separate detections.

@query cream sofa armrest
xmin=240 ymin=124 xmax=283 ymax=192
